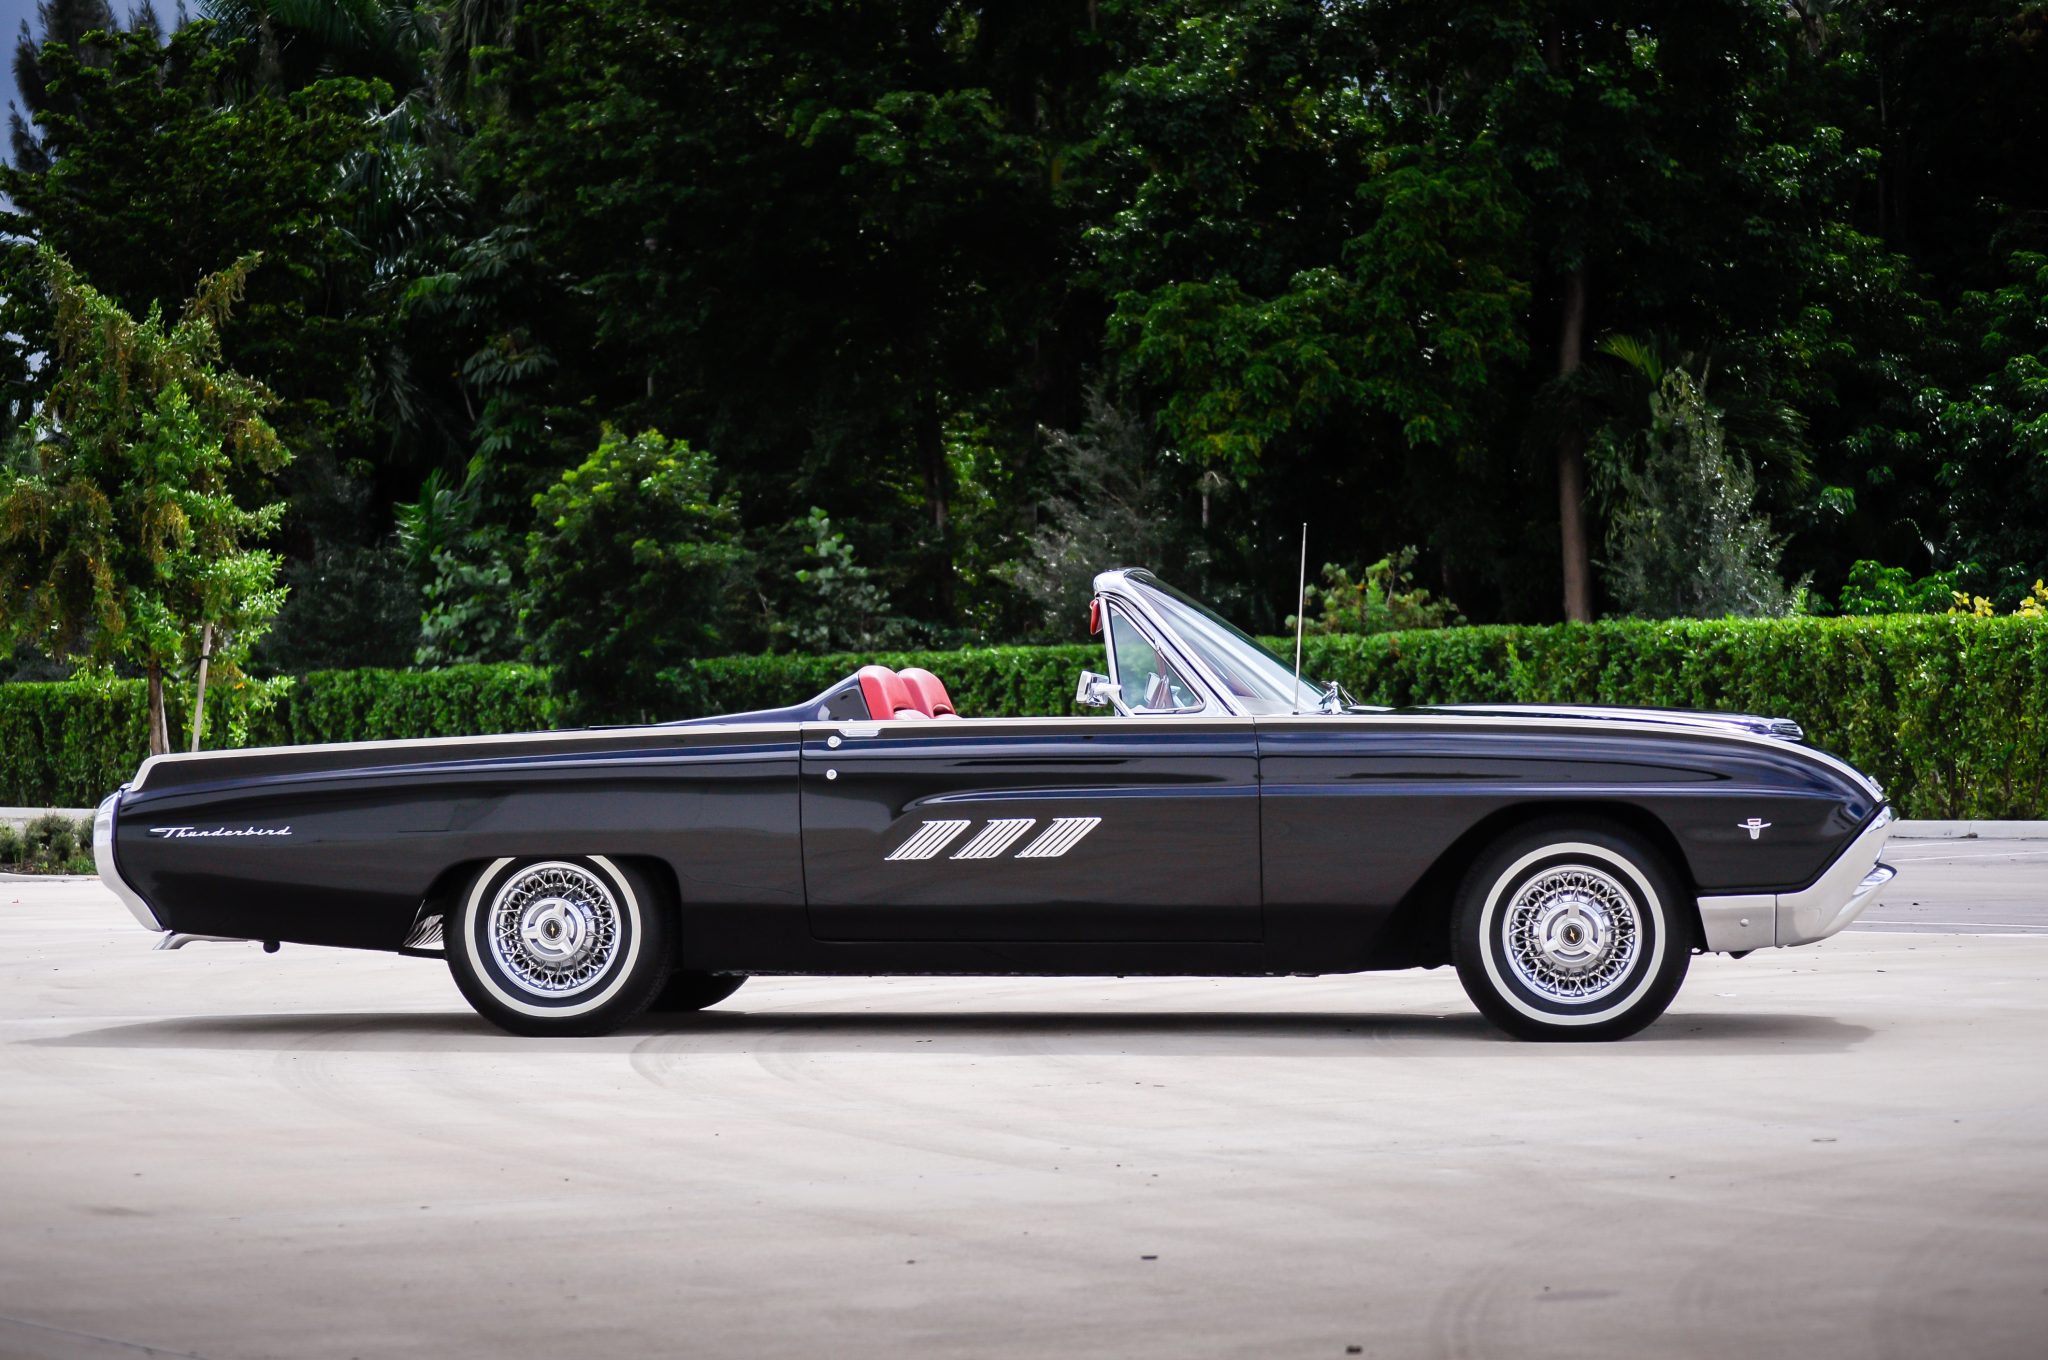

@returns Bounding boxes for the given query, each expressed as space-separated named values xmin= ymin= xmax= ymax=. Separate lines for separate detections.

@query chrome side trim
xmin=1257 ymin=711 xmax=1886 ymax=802
xmin=1697 ymin=894 xmax=1776 ymax=953
xmin=129 ymin=719 xmax=815 ymax=791
xmin=93 ymin=793 xmax=165 ymax=932
xmin=1697 ymin=808 xmax=1897 ymax=952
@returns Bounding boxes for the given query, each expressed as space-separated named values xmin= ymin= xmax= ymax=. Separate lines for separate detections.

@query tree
xmin=1589 ymin=345 xmax=1797 ymax=619
xmin=0 ymin=251 xmax=289 ymax=755
xmin=0 ymin=17 xmax=423 ymax=672
xmin=1926 ymin=252 xmax=2048 ymax=604
xmin=1010 ymin=388 xmax=1238 ymax=638
xmin=772 ymin=507 xmax=914 ymax=655
xmin=522 ymin=428 xmax=743 ymax=725
xmin=461 ymin=0 xmax=1084 ymax=629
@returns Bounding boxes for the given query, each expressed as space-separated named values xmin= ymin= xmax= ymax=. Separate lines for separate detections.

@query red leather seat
xmin=855 ymin=665 xmax=926 ymax=720
xmin=896 ymin=668 xmax=958 ymax=719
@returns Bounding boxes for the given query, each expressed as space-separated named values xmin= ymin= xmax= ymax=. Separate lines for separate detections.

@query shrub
xmin=27 ymin=813 xmax=78 ymax=861
xmin=0 ymin=814 xmax=94 ymax=873
xmin=1292 ymin=549 xmax=1464 ymax=635
xmin=524 ymin=428 xmax=745 ymax=726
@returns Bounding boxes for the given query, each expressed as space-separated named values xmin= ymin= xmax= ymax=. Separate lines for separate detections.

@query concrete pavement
xmin=2 ymin=850 xmax=2045 ymax=1360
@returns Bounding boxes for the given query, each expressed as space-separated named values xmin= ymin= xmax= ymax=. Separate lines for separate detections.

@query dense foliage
xmin=0 ymin=2 xmax=2044 ymax=711
xmin=7 ymin=620 xmax=2046 ymax=820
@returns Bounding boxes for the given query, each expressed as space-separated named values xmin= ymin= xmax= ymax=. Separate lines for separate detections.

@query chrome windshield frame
xmin=1091 ymin=568 xmax=1275 ymax=718
xmin=1100 ymin=598 xmax=1209 ymax=716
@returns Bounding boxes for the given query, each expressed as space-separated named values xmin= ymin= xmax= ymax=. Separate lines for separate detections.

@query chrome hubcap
xmin=518 ymin=897 xmax=592 ymax=966
xmin=1503 ymin=865 xmax=1642 ymax=1003
xmin=487 ymin=863 xmax=622 ymax=997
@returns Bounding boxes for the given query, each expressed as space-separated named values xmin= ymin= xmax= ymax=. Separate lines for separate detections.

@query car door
xmin=800 ymin=715 xmax=1260 ymax=942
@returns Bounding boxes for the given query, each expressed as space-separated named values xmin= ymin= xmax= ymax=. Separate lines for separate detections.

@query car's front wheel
xmin=447 ymin=855 xmax=672 ymax=1036
xmin=1453 ymin=819 xmax=1692 ymax=1041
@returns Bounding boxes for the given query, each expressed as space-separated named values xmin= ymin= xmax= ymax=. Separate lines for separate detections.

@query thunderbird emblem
xmin=148 ymin=825 xmax=293 ymax=839
xmin=1738 ymin=817 xmax=1772 ymax=841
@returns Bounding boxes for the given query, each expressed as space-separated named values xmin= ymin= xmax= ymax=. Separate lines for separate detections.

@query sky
xmin=2 ymin=3 xmax=186 ymax=159
xmin=1 ymin=1 xmax=36 ymax=151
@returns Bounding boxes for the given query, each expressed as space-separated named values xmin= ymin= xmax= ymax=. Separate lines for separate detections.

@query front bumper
xmin=93 ymin=791 xmax=165 ymax=932
xmin=1697 ymin=807 xmax=1896 ymax=952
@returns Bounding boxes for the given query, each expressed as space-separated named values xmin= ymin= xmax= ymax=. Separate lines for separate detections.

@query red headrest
xmin=855 ymin=665 xmax=923 ymax=720
xmin=896 ymin=667 xmax=957 ymax=718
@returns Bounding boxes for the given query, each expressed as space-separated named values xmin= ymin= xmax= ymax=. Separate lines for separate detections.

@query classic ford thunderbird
xmin=94 ymin=569 xmax=1895 ymax=1040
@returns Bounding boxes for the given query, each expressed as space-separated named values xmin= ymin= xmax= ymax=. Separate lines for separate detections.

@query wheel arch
xmin=1378 ymin=800 xmax=1702 ymax=967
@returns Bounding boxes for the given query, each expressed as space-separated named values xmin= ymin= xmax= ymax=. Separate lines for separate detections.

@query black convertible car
xmin=94 ymin=569 xmax=1895 ymax=1040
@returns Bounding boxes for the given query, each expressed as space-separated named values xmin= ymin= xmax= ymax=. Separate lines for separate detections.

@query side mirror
xmin=1076 ymin=670 xmax=1120 ymax=709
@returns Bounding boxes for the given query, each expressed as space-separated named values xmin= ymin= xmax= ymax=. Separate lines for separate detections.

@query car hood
xmin=1418 ymin=703 xmax=1806 ymax=742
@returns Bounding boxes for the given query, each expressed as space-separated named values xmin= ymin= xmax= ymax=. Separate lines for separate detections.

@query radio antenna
xmin=1292 ymin=522 xmax=1308 ymax=714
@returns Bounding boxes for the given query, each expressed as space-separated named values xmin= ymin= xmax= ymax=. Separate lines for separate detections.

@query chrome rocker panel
xmin=94 ymin=791 xmax=166 ymax=932
xmin=1697 ymin=807 xmax=1896 ymax=953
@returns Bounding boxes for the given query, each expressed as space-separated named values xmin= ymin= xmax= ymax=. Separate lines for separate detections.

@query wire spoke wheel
xmin=1501 ymin=865 xmax=1642 ymax=1003
xmin=1453 ymin=820 xmax=1692 ymax=1041
xmin=448 ymin=855 xmax=672 ymax=1035
xmin=487 ymin=861 xmax=623 ymax=998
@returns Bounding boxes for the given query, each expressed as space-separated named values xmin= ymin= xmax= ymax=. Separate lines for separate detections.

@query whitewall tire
xmin=1453 ymin=819 xmax=1693 ymax=1041
xmin=447 ymin=855 xmax=673 ymax=1036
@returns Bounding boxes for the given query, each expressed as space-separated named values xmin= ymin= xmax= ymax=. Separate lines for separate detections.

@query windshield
xmin=1128 ymin=574 xmax=1313 ymax=715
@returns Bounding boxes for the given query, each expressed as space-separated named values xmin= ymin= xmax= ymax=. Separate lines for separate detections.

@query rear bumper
xmin=1697 ymin=807 xmax=1896 ymax=952
xmin=93 ymin=792 xmax=165 ymax=932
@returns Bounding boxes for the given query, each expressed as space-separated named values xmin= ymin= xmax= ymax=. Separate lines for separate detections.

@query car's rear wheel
xmin=650 ymin=970 xmax=746 ymax=1013
xmin=1452 ymin=819 xmax=1692 ymax=1041
xmin=447 ymin=855 xmax=672 ymax=1036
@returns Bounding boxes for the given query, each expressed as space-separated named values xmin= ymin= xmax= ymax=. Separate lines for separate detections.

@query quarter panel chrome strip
xmin=951 ymin=819 xmax=1037 ymax=860
xmin=885 ymin=820 xmax=972 ymax=862
xmin=1015 ymin=816 xmax=1102 ymax=859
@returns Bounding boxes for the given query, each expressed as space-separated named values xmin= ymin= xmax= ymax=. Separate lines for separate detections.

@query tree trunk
xmin=189 ymin=624 xmax=214 ymax=752
xmin=1556 ymin=265 xmax=1594 ymax=622
xmin=918 ymin=394 xmax=955 ymax=617
xmin=920 ymin=404 xmax=949 ymax=538
xmin=145 ymin=658 xmax=171 ymax=758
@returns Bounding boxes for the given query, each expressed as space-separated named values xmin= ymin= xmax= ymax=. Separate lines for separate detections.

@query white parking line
xmin=1856 ymin=919 xmax=2048 ymax=930
xmin=1883 ymin=847 xmax=2048 ymax=862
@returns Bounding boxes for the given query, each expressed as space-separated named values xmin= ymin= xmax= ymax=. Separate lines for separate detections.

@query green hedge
xmin=1294 ymin=616 xmax=2048 ymax=821
xmin=0 ymin=666 xmax=553 ymax=808
xmin=3 ymin=619 xmax=2042 ymax=817
xmin=0 ymin=648 xmax=1094 ymax=807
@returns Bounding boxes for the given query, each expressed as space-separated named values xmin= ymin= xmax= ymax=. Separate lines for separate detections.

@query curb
xmin=2 ymin=807 xmax=96 ymax=831
xmin=1891 ymin=820 xmax=2048 ymax=841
